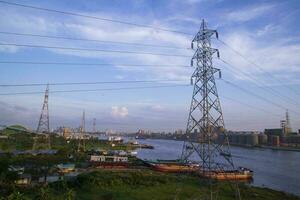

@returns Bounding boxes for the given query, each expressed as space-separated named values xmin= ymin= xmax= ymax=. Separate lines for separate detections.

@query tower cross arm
xmin=191 ymin=48 xmax=220 ymax=66
xmin=191 ymin=29 xmax=218 ymax=48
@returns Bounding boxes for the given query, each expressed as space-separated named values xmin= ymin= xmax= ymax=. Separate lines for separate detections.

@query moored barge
xmin=144 ymin=159 xmax=200 ymax=173
xmin=198 ymin=167 xmax=253 ymax=180
xmin=144 ymin=159 xmax=253 ymax=180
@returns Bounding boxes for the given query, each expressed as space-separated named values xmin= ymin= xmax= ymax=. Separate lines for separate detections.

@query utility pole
xmin=33 ymin=84 xmax=51 ymax=150
xmin=181 ymin=19 xmax=239 ymax=200
xmin=93 ymin=118 xmax=96 ymax=133
xmin=78 ymin=110 xmax=86 ymax=152
xmin=286 ymin=109 xmax=291 ymax=134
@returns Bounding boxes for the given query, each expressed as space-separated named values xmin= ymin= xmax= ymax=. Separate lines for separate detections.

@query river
xmin=134 ymin=138 xmax=300 ymax=197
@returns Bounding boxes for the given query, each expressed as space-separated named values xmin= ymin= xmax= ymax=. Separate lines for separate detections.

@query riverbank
xmin=136 ymin=138 xmax=300 ymax=196
xmin=2 ymin=169 xmax=299 ymax=200
xmin=136 ymin=137 xmax=300 ymax=152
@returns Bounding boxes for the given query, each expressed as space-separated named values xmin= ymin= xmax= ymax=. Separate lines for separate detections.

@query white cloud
xmin=0 ymin=8 xmax=192 ymax=81
xmin=226 ymin=4 xmax=274 ymax=22
xmin=256 ymin=24 xmax=278 ymax=36
xmin=115 ymin=75 xmax=125 ymax=80
xmin=1 ymin=2 xmax=299 ymax=131
xmin=219 ymin=30 xmax=300 ymax=85
xmin=145 ymin=104 xmax=165 ymax=112
xmin=186 ymin=0 xmax=202 ymax=4
xmin=0 ymin=45 xmax=19 ymax=53
xmin=185 ymin=0 xmax=223 ymax=4
xmin=111 ymin=106 xmax=129 ymax=118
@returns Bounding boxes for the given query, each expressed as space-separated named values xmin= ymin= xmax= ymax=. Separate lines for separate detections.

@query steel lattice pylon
xmin=33 ymin=84 xmax=51 ymax=150
xmin=181 ymin=19 xmax=234 ymax=172
xmin=78 ymin=110 xmax=86 ymax=152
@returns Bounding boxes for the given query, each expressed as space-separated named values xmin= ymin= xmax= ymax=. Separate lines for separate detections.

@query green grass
xmin=71 ymin=170 xmax=299 ymax=200
xmin=4 ymin=170 xmax=298 ymax=200
xmin=1 ymin=127 xmax=299 ymax=200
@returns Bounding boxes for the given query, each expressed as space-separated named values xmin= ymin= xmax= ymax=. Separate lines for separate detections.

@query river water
xmin=134 ymin=138 xmax=300 ymax=196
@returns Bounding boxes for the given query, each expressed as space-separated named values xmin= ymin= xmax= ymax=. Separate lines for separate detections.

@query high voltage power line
xmin=0 ymin=61 xmax=190 ymax=68
xmin=217 ymin=39 xmax=300 ymax=97
xmin=0 ymin=31 xmax=190 ymax=50
xmin=0 ymin=0 xmax=297 ymax=100
xmin=0 ymin=79 xmax=187 ymax=87
xmin=0 ymin=84 xmax=190 ymax=95
xmin=221 ymin=78 xmax=286 ymax=110
xmin=0 ymin=43 xmax=191 ymax=58
xmin=1 ymin=1 xmax=299 ymax=119
xmin=220 ymin=95 xmax=283 ymax=118
xmin=0 ymin=0 xmax=192 ymax=36
xmin=0 ymin=76 xmax=295 ymax=117
xmin=219 ymin=59 xmax=300 ymax=107
xmin=221 ymin=79 xmax=300 ymax=117
xmin=1 ymin=0 xmax=297 ymax=98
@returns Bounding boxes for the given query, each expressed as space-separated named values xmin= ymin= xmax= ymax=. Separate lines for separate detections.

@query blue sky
xmin=0 ymin=0 xmax=300 ymax=132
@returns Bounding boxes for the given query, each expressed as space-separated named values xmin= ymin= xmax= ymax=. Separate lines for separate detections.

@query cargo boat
xmin=198 ymin=167 xmax=253 ymax=180
xmin=145 ymin=159 xmax=253 ymax=180
xmin=144 ymin=159 xmax=200 ymax=173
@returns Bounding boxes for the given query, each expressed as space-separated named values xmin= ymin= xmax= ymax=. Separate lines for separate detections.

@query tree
xmin=36 ymin=186 xmax=51 ymax=200
xmin=8 ymin=191 xmax=29 ymax=200
xmin=64 ymin=188 xmax=75 ymax=200
xmin=0 ymin=157 xmax=18 ymax=185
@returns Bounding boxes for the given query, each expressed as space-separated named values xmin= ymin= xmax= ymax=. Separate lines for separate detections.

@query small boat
xmin=108 ymin=136 xmax=123 ymax=143
xmin=220 ymin=152 xmax=232 ymax=157
xmin=145 ymin=159 xmax=200 ymax=173
xmin=129 ymin=151 xmax=138 ymax=156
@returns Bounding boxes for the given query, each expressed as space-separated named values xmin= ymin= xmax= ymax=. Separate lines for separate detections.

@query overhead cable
xmin=0 ymin=61 xmax=190 ymax=68
xmin=0 ymin=1 xmax=192 ymax=36
xmin=0 ymin=84 xmax=190 ymax=95
xmin=0 ymin=31 xmax=190 ymax=50
xmin=0 ymin=43 xmax=191 ymax=58
xmin=221 ymin=78 xmax=300 ymax=116
xmin=220 ymin=58 xmax=300 ymax=107
xmin=0 ymin=79 xmax=188 ymax=87
xmin=218 ymin=39 xmax=300 ymax=97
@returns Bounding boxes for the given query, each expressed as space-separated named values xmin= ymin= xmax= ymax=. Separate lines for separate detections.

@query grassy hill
xmin=1 ymin=125 xmax=29 ymax=136
xmin=3 ymin=170 xmax=300 ymax=200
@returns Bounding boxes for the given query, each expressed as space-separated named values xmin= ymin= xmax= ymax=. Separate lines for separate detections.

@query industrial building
xmin=264 ymin=110 xmax=300 ymax=147
xmin=225 ymin=132 xmax=261 ymax=147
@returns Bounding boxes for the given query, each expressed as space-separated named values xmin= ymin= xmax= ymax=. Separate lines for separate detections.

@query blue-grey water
xmin=134 ymin=138 xmax=300 ymax=197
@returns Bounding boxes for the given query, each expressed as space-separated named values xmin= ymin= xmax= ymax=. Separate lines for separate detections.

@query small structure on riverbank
xmin=90 ymin=155 xmax=129 ymax=167
xmin=90 ymin=155 xmax=128 ymax=162
xmin=108 ymin=136 xmax=123 ymax=143
xmin=15 ymin=174 xmax=31 ymax=185
xmin=57 ymin=164 xmax=75 ymax=174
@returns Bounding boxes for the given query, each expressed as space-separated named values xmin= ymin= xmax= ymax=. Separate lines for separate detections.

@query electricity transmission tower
xmin=93 ymin=118 xmax=96 ymax=133
xmin=78 ymin=111 xmax=86 ymax=152
xmin=181 ymin=19 xmax=239 ymax=199
xmin=33 ymin=84 xmax=51 ymax=150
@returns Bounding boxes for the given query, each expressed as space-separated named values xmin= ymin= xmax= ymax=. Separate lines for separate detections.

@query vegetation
xmin=1 ymin=170 xmax=299 ymax=200
xmin=1 ymin=125 xmax=28 ymax=135
xmin=1 ymin=126 xmax=299 ymax=199
xmin=0 ymin=125 xmax=135 ymax=153
xmin=0 ymin=125 xmax=34 ymax=151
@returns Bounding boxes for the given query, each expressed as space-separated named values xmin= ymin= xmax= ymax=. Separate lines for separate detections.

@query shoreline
xmin=135 ymin=137 xmax=300 ymax=152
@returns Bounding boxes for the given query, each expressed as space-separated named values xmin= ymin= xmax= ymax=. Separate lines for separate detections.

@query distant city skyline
xmin=0 ymin=0 xmax=300 ymax=132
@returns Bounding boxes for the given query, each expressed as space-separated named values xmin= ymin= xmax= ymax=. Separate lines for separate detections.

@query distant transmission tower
xmin=78 ymin=111 xmax=86 ymax=152
xmin=181 ymin=19 xmax=239 ymax=199
xmin=286 ymin=109 xmax=292 ymax=133
xmin=93 ymin=118 xmax=96 ymax=133
xmin=33 ymin=84 xmax=51 ymax=150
